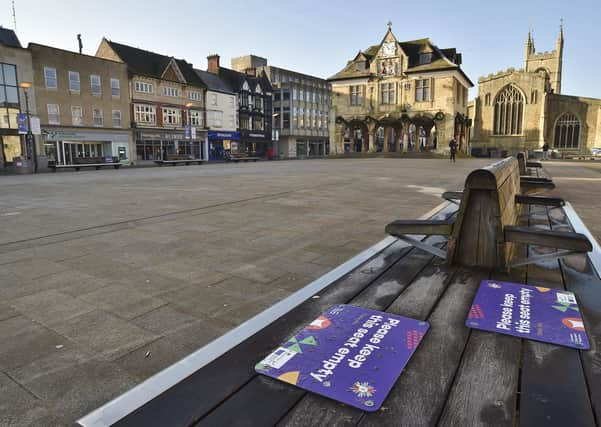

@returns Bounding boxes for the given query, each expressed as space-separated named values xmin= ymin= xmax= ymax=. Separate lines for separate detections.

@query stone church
xmin=469 ymin=26 xmax=601 ymax=156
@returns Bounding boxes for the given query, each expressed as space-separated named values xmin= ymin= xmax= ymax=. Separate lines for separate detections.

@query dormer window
xmin=355 ymin=61 xmax=366 ymax=71
xmin=419 ymin=53 xmax=432 ymax=65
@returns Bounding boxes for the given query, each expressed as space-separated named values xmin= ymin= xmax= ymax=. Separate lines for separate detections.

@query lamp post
xmin=185 ymin=102 xmax=194 ymax=158
xmin=19 ymin=81 xmax=37 ymax=173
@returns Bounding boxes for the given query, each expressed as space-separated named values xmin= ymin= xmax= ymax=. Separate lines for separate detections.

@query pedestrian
xmin=449 ymin=137 xmax=458 ymax=162
xmin=542 ymin=142 xmax=550 ymax=160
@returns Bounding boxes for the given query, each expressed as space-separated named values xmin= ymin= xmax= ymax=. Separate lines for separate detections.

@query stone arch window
xmin=493 ymin=85 xmax=524 ymax=135
xmin=484 ymin=93 xmax=491 ymax=106
xmin=554 ymin=113 xmax=580 ymax=149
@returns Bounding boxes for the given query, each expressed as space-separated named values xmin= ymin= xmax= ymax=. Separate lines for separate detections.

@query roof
xmin=194 ymin=69 xmax=235 ymax=94
xmin=0 ymin=27 xmax=21 ymax=48
xmin=217 ymin=66 xmax=273 ymax=93
xmin=105 ymin=40 xmax=205 ymax=87
xmin=328 ymin=35 xmax=473 ymax=86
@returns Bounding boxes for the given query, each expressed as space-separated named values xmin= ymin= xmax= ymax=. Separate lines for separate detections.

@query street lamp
xmin=19 ymin=81 xmax=37 ymax=173
xmin=185 ymin=102 xmax=194 ymax=158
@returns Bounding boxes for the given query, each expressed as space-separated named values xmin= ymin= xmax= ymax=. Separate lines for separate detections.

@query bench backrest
xmin=448 ymin=157 xmax=521 ymax=269
xmin=74 ymin=156 xmax=118 ymax=164
xmin=166 ymin=154 xmax=192 ymax=160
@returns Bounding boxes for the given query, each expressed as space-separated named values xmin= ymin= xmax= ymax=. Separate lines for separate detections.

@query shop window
xmin=44 ymin=66 xmax=57 ymax=89
xmin=2 ymin=135 xmax=21 ymax=162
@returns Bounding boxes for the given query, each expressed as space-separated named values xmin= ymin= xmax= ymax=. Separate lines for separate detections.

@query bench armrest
xmin=526 ymin=161 xmax=542 ymax=168
xmin=505 ymin=226 xmax=592 ymax=252
xmin=514 ymin=195 xmax=565 ymax=207
xmin=442 ymin=191 xmax=463 ymax=201
xmin=386 ymin=219 xmax=454 ymax=236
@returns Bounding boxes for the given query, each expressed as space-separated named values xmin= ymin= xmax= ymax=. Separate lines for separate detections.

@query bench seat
xmin=50 ymin=163 xmax=121 ymax=172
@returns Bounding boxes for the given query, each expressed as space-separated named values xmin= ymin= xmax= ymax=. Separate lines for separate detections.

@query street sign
xmin=256 ymin=304 xmax=429 ymax=411
xmin=466 ymin=280 xmax=590 ymax=349
xmin=185 ymin=124 xmax=191 ymax=139
xmin=17 ymin=113 xmax=28 ymax=134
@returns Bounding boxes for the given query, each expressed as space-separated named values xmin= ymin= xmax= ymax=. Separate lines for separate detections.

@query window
xmin=415 ymin=79 xmax=430 ymax=102
xmin=47 ymin=104 xmax=60 ymax=125
xmin=240 ymin=91 xmax=249 ymax=107
xmin=163 ymin=87 xmax=179 ymax=97
xmin=134 ymin=104 xmax=156 ymax=124
xmin=380 ymin=83 xmax=395 ymax=104
xmin=135 ymin=81 xmax=154 ymax=94
xmin=0 ymin=63 xmax=18 ymax=105
xmin=110 ymin=78 xmax=120 ymax=97
xmin=44 ymin=67 xmax=57 ymax=89
xmin=293 ymin=107 xmax=298 ymax=128
xmin=189 ymin=90 xmax=202 ymax=101
xmin=68 ymin=71 xmax=80 ymax=92
xmin=299 ymin=89 xmax=304 ymax=101
xmin=240 ymin=114 xmax=249 ymax=129
xmin=254 ymin=95 xmax=262 ymax=110
xmin=253 ymin=115 xmax=263 ymax=131
xmin=189 ymin=110 xmax=203 ymax=126
xmin=299 ymin=107 xmax=304 ymax=128
xmin=485 ymin=93 xmax=491 ymax=106
xmin=293 ymin=88 xmax=298 ymax=100
xmin=283 ymin=107 xmax=290 ymax=129
xmin=92 ymin=108 xmax=103 ymax=126
xmin=282 ymin=89 xmax=290 ymax=101
xmin=419 ymin=53 xmax=433 ymax=65
xmin=112 ymin=110 xmax=122 ymax=127
xmin=90 ymin=75 xmax=101 ymax=95
xmin=162 ymin=107 xmax=181 ymax=125
xmin=210 ymin=93 xmax=217 ymax=106
xmin=531 ymin=90 xmax=538 ymax=104
xmin=493 ymin=85 xmax=524 ymax=135
xmin=554 ymin=113 xmax=580 ymax=148
xmin=71 ymin=106 xmax=83 ymax=126
xmin=350 ymin=85 xmax=363 ymax=105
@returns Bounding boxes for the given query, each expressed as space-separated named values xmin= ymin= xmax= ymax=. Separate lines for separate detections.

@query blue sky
xmin=9 ymin=0 xmax=601 ymax=99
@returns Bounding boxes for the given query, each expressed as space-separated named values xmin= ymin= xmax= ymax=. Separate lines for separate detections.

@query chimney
xmin=77 ymin=34 xmax=83 ymax=54
xmin=245 ymin=67 xmax=256 ymax=77
xmin=207 ymin=54 xmax=220 ymax=74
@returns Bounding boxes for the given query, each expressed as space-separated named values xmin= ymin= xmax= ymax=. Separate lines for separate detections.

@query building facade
xmin=233 ymin=55 xmax=331 ymax=159
xmin=329 ymin=24 xmax=473 ymax=155
xmin=0 ymin=28 xmax=39 ymax=171
xmin=29 ymin=43 xmax=132 ymax=166
xmin=470 ymin=26 xmax=601 ymax=155
xmin=195 ymin=64 xmax=239 ymax=160
xmin=96 ymin=39 xmax=206 ymax=163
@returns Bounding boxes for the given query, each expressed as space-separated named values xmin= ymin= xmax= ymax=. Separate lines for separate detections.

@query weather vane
xmin=387 ymin=21 xmax=392 ymax=30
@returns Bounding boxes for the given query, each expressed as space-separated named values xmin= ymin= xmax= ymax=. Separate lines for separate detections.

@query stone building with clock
xmin=469 ymin=26 xmax=601 ymax=156
xmin=328 ymin=23 xmax=473 ymax=155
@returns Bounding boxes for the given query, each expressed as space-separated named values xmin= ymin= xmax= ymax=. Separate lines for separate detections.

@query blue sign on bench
xmin=256 ymin=304 xmax=429 ymax=411
xmin=466 ymin=280 xmax=590 ymax=349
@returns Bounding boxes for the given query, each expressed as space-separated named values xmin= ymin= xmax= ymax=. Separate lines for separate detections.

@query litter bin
xmin=13 ymin=157 xmax=33 ymax=174
xmin=266 ymin=147 xmax=274 ymax=160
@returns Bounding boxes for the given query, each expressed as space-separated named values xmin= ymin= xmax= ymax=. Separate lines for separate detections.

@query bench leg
xmin=75 ymin=167 xmax=80 ymax=171
xmin=114 ymin=165 xmax=119 ymax=169
xmin=96 ymin=166 xmax=101 ymax=170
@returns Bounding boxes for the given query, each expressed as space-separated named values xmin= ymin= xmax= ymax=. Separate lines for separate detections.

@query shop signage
xmin=466 ymin=280 xmax=590 ymax=349
xmin=208 ymin=130 xmax=240 ymax=140
xmin=17 ymin=113 xmax=27 ymax=134
xmin=256 ymin=304 xmax=429 ymax=411
xmin=185 ymin=125 xmax=191 ymax=139
xmin=248 ymin=133 xmax=265 ymax=139
xmin=45 ymin=129 xmax=130 ymax=143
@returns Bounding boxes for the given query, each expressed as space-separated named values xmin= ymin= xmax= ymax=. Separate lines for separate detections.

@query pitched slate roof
xmin=328 ymin=36 xmax=472 ymax=85
xmin=0 ymin=27 xmax=21 ymax=48
xmin=105 ymin=40 xmax=205 ymax=87
xmin=217 ymin=66 xmax=273 ymax=93
xmin=194 ymin=69 xmax=235 ymax=94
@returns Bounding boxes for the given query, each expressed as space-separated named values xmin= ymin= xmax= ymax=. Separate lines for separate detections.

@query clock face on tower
xmin=382 ymin=41 xmax=396 ymax=57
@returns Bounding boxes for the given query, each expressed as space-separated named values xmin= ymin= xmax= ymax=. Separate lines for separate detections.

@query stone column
xmin=366 ymin=122 xmax=377 ymax=153
xmin=383 ymin=127 xmax=390 ymax=153
xmin=394 ymin=126 xmax=403 ymax=152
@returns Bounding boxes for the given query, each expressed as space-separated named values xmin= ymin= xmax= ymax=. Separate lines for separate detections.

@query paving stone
xmin=131 ymin=304 xmax=198 ymax=335
xmin=78 ymin=284 xmax=166 ymax=320
xmin=51 ymin=310 xmax=158 ymax=360
xmin=10 ymin=289 xmax=95 ymax=326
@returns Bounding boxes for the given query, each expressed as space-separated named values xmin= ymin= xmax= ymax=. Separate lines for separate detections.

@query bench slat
xmin=504 ymin=226 xmax=592 ymax=252
xmin=519 ymin=205 xmax=596 ymax=427
xmin=385 ymin=219 xmax=454 ymax=236
xmin=515 ymin=195 xmax=565 ymax=207
xmin=196 ymin=237 xmax=448 ymax=426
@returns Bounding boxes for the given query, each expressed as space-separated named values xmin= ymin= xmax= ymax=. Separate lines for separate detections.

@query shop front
xmin=135 ymin=130 xmax=206 ymax=163
xmin=208 ymin=130 xmax=240 ymax=161
xmin=240 ymin=130 xmax=271 ymax=158
xmin=44 ymin=129 xmax=133 ymax=166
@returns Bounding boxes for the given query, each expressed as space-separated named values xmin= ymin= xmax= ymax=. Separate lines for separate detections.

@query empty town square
xmin=1 ymin=158 xmax=601 ymax=425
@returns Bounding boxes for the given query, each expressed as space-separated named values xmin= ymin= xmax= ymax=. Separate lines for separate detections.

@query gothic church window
xmin=554 ymin=113 xmax=580 ymax=148
xmin=493 ymin=85 xmax=524 ymax=135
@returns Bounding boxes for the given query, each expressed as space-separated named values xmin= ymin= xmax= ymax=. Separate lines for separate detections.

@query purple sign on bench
xmin=466 ymin=280 xmax=590 ymax=350
xmin=255 ymin=304 xmax=429 ymax=411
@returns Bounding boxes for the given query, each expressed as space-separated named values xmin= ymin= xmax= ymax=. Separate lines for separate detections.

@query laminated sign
xmin=255 ymin=304 xmax=429 ymax=411
xmin=467 ymin=280 xmax=590 ymax=349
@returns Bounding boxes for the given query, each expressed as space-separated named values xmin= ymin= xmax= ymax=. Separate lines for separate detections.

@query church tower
xmin=524 ymin=24 xmax=564 ymax=94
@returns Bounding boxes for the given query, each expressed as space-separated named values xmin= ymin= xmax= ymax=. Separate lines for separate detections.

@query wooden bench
xmin=227 ymin=154 xmax=261 ymax=163
xmin=49 ymin=156 xmax=122 ymax=172
xmin=154 ymin=155 xmax=205 ymax=166
xmin=78 ymin=159 xmax=601 ymax=427
xmin=387 ymin=157 xmax=590 ymax=270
